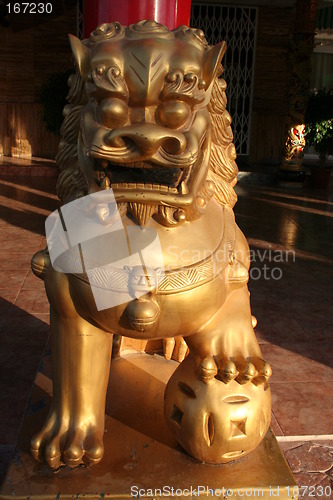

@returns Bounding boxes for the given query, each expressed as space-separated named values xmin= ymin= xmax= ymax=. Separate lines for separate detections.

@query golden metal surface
xmin=0 ymin=354 xmax=297 ymax=499
xmin=30 ymin=21 xmax=273 ymax=468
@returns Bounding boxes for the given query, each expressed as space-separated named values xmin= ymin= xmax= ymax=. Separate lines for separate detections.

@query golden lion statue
xmin=31 ymin=20 xmax=271 ymax=469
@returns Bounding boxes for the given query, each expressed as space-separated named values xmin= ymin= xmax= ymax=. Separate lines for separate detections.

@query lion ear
xmin=68 ymin=34 xmax=91 ymax=79
xmin=203 ymin=41 xmax=226 ymax=88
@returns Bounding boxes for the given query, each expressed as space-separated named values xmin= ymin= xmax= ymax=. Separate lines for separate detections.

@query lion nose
xmin=105 ymin=124 xmax=186 ymax=156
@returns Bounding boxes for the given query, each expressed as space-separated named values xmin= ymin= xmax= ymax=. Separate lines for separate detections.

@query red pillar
xmin=82 ymin=0 xmax=191 ymax=38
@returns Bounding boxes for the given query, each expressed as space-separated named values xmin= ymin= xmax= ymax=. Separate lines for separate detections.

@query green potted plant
xmin=305 ymin=88 xmax=333 ymax=188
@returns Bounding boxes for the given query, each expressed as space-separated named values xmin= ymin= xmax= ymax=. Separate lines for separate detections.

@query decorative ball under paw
xmin=164 ymin=355 xmax=271 ymax=463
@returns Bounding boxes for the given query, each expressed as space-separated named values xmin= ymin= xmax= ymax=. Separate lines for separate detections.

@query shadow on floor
xmin=0 ymin=177 xmax=58 ymax=236
xmin=0 ymin=298 xmax=50 ymax=485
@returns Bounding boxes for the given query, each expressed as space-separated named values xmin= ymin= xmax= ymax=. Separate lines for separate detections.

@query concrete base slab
xmin=0 ymin=352 xmax=298 ymax=499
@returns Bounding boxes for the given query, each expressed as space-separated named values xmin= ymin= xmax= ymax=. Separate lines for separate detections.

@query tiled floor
xmin=235 ymin=183 xmax=333 ymax=497
xmin=0 ymin=174 xmax=332 ymax=497
xmin=0 ymin=156 xmax=58 ymax=177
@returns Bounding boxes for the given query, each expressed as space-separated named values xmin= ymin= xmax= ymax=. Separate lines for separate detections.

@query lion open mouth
xmin=95 ymin=156 xmax=199 ymax=195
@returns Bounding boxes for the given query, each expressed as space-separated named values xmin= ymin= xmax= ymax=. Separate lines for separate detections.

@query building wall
xmin=249 ymin=5 xmax=296 ymax=163
xmin=0 ymin=1 xmax=77 ymax=158
xmin=0 ymin=1 xmax=299 ymax=164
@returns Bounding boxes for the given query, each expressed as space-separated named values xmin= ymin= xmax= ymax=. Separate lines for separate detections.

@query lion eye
xmin=98 ymin=98 xmax=129 ymax=128
xmin=156 ymin=101 xmax=191 ymax=129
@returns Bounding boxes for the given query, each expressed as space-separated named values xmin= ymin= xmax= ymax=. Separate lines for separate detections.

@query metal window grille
xmin=191 ymin=4 xmax=257 ymax=155
xmin=77 ymin=0 xmax=83 ymax=39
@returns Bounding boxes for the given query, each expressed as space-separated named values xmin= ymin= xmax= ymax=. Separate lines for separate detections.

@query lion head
xmin=56 ymin=21 xmax=238 ymax=226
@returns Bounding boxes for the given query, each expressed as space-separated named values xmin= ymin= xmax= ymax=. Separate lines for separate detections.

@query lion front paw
xmin=164 ymin=355 xmax=271 ymax=464
xmin=31 ymin=408 xmax=104 ymax=469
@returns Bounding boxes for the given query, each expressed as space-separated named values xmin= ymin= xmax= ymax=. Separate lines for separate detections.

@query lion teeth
xmin=110 ymin=182 xmax=178 ymax=192
xmin=180 ymin=181 xmax=189 ymax=194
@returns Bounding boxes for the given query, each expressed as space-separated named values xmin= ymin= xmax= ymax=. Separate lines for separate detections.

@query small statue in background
xmin=285 ymin=124 xmax=306 ymax=162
